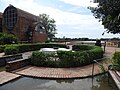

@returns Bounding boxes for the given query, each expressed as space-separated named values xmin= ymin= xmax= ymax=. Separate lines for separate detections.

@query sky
xmin=0 ymin=0 xmax=120 ymax=39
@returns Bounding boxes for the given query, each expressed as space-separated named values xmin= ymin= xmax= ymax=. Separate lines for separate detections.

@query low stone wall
xmin=6 ymin=59 xmax=30 ymax=72
xmin=0 ymin=54 xmax=22 ymax=67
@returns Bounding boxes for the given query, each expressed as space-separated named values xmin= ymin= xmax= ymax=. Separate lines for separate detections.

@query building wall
xmin=32 ymin=32 xmax=47 ymax=43
xmin=0 ymin=12 xmax=2 ymax=32
xmin=106 ymin=41 xmax=119 ymax=47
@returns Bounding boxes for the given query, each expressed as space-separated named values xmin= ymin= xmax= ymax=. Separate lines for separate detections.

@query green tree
xmin=39 ymin=13 xmax=57 ymax=41
xmin=91 ymin=0 xmax=120 ymax=34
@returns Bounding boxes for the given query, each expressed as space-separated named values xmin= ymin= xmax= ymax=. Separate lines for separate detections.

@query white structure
xmin=39 ymin=48 xmax=72 ymax=54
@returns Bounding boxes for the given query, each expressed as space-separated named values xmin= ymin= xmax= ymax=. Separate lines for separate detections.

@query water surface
xmin=0 ymin=74 xmax=118 ymax=90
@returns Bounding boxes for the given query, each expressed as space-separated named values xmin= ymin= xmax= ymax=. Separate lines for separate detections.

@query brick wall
xmin=6 ymin=59 xmax=30 ymax=72
xmin=32 ymin=32 xmax=47 ymax=43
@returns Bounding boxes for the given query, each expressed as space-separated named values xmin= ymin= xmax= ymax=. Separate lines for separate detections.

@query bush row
xmin=30 ymin=45 xmax=103 ymax=67
xmin=1 ymin=44 xmax=68 ymax=55
xmin=72 ymin=44 xmax=94 ymax=51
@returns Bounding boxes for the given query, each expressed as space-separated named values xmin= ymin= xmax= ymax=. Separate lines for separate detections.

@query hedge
xmin=30 ymin=45 xmax=103 ymax=67
xmin=3 ymin=44 xmax=68 ymax=55
xmin=72 ymin=44 xmax=94 ymax=51
xmin=4 ymin=45 xmax=19 ymax=55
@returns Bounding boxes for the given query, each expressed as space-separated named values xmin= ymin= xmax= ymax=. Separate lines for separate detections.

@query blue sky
xmin=0 ymin=0 xmax=120 ymax=39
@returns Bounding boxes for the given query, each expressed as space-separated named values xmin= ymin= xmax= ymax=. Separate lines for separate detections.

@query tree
xmin=91 ymin=0 xmax=120 ymax=34
xmin=39 ymin=13 xmax=57 ymax=41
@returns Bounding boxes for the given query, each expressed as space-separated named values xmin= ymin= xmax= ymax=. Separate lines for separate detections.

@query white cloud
xmin=1 ymin=0 xmax=118 ymax=38
xmin=1 ymin=0 xmax=98 ymax=25
xmin=59 ymin=0 xmax=98 ymax=7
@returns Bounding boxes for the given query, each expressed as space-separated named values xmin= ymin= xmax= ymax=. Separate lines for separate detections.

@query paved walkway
xmin=0 ymin=71 xmax=21 ymax=85
xmin=104 ymin=47 xmax=120 ymax=59
xmin=14 ymin=61 xmax=108 ymax=79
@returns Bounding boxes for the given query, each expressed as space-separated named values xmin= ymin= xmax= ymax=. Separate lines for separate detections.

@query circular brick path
xmin=14 ymin=62 xmax=108 ymax=79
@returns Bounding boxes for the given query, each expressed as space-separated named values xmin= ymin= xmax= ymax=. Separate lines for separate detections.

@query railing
xmin=92 ymin=57 xmax=108 ymax=77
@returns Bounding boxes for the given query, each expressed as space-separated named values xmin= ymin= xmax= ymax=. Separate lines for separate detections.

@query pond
xmin=0 ymin=74 xmax=118 ymax=90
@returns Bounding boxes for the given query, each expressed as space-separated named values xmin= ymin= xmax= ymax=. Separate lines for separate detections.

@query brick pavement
xmin=0 ymin=71 xmax=21 ymax=85
xmin=14 ymin=62 xmax=108 ymax=79
xmin=105 ymin=47 xmax=120 ymax=59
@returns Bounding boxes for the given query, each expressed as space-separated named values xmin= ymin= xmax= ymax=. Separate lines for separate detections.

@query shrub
xmin=30 ymin=45 xmax=103 ymax=68
xmin=89 ymin=46 xmax=103 ymax=60
xmin=30 ymin=52 xmax=47 ymax=66
xmin=4 ymin=45 xmax=19 ymax=55
xmin=112 ymin=52 xmax=120 ymax=65
xmin=0 ymin=45 xmax=5 ymax=53
xmin=57 ymin=51 xmax=76 ymax=67
xmin=30 ymin=51 xmax=57 ymax=66
xmin=110 ymin=52 xmax=120 ymax=70
xmin=72 ymin=44 xmax=94 ymax=51
xmin=0 ymin=32 xmax=18 ymax=45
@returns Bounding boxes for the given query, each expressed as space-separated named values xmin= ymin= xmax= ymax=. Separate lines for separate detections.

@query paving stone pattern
xmin=15 ymin=63 xmax=108 ymax=79
xmin=0 ymin=71 xmax=21 ymax=85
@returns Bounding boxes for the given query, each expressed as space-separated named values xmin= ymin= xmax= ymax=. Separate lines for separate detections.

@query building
xmin=106 ymin=40 xmax=120 ymax=47
xmin=0 ymin=12 xmax=2 ymax=32
xmin=2 ymin=5 xmax=47 ymax=43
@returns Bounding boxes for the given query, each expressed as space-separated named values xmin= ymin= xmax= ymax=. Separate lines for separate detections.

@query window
xmin=35 ymin=23 xmax=46 ymax=34
xmin=3 ymin=6 xmax=17 ymax=30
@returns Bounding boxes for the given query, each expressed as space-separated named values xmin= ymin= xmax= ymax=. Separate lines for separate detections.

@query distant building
xmin=2 ymin=5 xmax=47 ymax=43
xmin=0 ymin=12 xmax=2 ymax=32
xmin=106 ymin=40 xmax=120 ymax=47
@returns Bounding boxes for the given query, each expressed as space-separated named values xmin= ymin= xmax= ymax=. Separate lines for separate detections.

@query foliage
xmin=30 ymin=52 xmax=47 ymax=66
xmin=111 ymin=52 xmax=120 ymax=70
xmin=39 ymin=13 xmax=57 ymax=41
xmin=113 ymin=52 xmax=120 ymax=65
xmin=91 ymin=0 xmax=120 ymax=34
xmin=95 ymin=39 xmax=101 ymax=47
xmin=72 ymin=44 xmax=94 ymax=51
xmin=0 ymin=45 xmax=5 ymax=53
xmin=4 ymin=45 xmax=19 ymax=55
xmin=0 ymin=32 xmax=18 ymax=45
xmin=3 ymin=43 xmax=68 ymax=55
xmin=30 ymin=45 xmax=103 ymax=68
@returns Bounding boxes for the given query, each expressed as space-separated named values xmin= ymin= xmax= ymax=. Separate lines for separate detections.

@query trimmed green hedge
xmin=72 ymin=44 xmax=94 ymax=51
xmin=4 ymin=45 xmax=19 ymax=55
xmin=0 ymin=45 xmax=5 ymax=53
xmin=30 ymin=45 xmax=103 ymax=67
xmin=2 ymin=44 xmax=68 ymax=55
